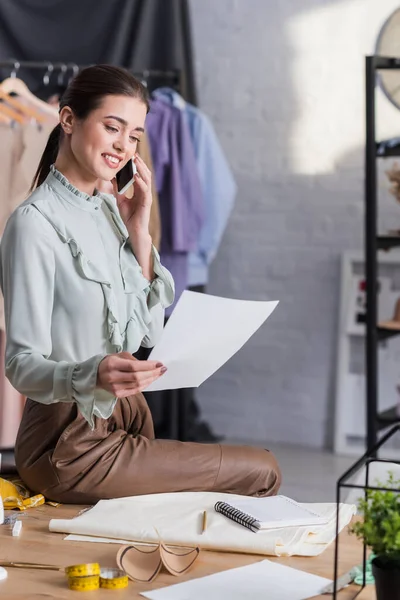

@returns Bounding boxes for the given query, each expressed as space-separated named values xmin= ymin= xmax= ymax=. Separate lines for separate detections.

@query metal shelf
xmin=376 ymin=141 xmax=400 ymax=157
xmin=373 ymin=56 xmax=400 ymax=69
xmin=377 ymin=235 xmax=400 ymax=250
xmin=364 ymin=55 xmax=400 ymax=452
xmin=377 ymin=407 xmax=400 ymax=430
xmin=377 ymin=325 xmax=400 ymax=340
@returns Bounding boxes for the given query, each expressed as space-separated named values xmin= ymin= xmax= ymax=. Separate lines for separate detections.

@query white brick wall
xmin=190 ymin=0 xmax=400 ymax=448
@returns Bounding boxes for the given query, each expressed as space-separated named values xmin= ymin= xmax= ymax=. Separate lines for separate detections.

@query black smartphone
xmin=116 ymin=159 xmax=137 ymax=195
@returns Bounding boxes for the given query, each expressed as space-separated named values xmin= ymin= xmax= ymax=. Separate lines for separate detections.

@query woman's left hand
xmin=112 ymin=154 xmax=153 ymax=235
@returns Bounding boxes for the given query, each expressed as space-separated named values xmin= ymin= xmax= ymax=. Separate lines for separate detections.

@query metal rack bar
xmin=372 ymin=55 xmax=400 ymax=70
xmin=365 ymin=56 xmax=379 ymax=451
xmin=0 ymin=59 xmax=180 ymax=80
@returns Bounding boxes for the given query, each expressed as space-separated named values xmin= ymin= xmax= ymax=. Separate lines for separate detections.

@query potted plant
xmin=350 ymin=472 xmax=400 ymax=600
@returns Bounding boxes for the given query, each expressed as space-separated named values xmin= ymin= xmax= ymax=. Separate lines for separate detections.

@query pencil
xmin=201 ymin=510 xmax=207 ymax=534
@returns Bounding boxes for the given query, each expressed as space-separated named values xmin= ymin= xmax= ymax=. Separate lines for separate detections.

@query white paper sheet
xmin=140 ymin=559 xmax=331 ymax=600
xmin=145 ymin=291 xmax=278 ymax=391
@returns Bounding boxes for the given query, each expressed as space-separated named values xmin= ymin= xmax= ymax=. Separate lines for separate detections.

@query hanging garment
xmin=146 ymin=98 xmax=204 ymax=314
xmin=0 ymin=124 xmax=17 ymax=240
xmin=137 ymin=131 xmax=162 ymax=250
xmin=9 ymin=120 xmax=57 ymax=212
xmin=0 ymin=119 xmax=57 ymax=331
xmin=0 ymin=166 xmax=174 ymax=428
xmin=0 ymin=120 xmax=56 ymax=448
xmin=153 ymin=88 xmax=237 ymax=287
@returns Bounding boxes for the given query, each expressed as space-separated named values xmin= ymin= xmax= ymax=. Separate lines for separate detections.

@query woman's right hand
xmin=97 ymin=352 xmax=167 ymax=397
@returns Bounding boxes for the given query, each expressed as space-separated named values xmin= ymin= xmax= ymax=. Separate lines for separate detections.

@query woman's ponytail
xmin=30 ymin=123 xmax=62 ymax=191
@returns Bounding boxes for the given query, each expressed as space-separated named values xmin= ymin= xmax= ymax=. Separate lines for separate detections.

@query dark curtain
xmin=0 ymin=0 xmax=197 ymax=103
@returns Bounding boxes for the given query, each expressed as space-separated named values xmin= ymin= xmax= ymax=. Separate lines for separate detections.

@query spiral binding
xmin=214 ymin=501 xmax=260 ymax=532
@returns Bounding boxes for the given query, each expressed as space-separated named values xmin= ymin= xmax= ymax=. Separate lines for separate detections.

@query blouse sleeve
xmin=0 ymin=206 xmax=115 ymax=428
xmin=140 ymin=245 xmax=175 ymax=349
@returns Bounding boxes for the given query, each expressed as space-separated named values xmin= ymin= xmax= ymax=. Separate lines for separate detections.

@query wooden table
xmin=0 ymin=504 xmax=374 ymax=599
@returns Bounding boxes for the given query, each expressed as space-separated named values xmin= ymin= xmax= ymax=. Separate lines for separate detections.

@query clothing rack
xmin=0 ymin=59 xmax=180 ymax=78
xmin=0 ymin=59 xmax=182 ymax=94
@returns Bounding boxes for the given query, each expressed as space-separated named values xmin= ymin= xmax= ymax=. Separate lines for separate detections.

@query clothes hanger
xmin=0 ymin=89 xmax=46 ymax=123
xmin=140 ymin=69 xmax=149 ymax=88
xmin=0 ymin=61 xmax=58 ymax=119
xmin=0 ymin=60 xmax=47 ymax=122
xmin=67 ymin=62 xmax=79 ymax=84
xmin=0 ymin=110 xmax=10 ymax=124
xmin=0 ymin=98 xmax=25 ymax=124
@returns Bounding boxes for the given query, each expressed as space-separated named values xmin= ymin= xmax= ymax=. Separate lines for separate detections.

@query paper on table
xmin=145 ymin=291 xmax=278 ymax=391
xmin=225 ymin=495 xmax=329 ymax=529
xmin=140 ymin=559 xmax=331 ymax=600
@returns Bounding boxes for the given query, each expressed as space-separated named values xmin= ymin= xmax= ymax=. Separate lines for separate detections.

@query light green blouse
xmin=0 ymin=166 xmax=174 ymax=427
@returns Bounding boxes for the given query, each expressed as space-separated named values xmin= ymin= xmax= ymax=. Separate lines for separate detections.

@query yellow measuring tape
xmin=65 ymin=563 xmax=128 ymax=591
xmin=99 ymin=568 xmax=129 ymax=590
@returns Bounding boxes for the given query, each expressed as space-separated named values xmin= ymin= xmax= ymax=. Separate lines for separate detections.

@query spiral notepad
xmin=214 ymin=495 xmax=328 ymax=533
xmin=215 ymin=501 xmax=261 ymax=532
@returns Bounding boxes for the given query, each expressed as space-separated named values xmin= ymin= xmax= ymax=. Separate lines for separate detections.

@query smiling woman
xmin=32 ymin=66 xmax=149 ymax=194
xmin=0 ymin=65 xmax=281 ymax=504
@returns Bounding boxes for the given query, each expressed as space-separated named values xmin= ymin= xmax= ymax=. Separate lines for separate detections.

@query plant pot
xmin=372 ymin=556 xmax=400 ymax=600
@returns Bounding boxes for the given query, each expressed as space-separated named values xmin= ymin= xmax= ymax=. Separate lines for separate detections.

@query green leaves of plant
xmin=350 ymin=472 xmax=400 ymax=560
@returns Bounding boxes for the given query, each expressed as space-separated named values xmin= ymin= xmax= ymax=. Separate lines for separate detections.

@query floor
xmin=270 ymin=443 xmax=355 ymax=503
xmin=227 ymin=440 xmax=355 ymax=503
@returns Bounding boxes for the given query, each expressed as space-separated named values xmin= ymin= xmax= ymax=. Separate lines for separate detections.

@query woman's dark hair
xmin=31 ymin=64 xmax=150 ymax=190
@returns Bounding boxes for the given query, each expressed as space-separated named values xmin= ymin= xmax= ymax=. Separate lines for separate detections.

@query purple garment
xmin=146 ymin=98 xmax=204 ymax=314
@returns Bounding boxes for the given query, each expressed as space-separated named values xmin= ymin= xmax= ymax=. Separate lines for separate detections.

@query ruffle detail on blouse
xmin=30 ymin=202 xmax=145 ymax=353
xmin=65 ymin=236 xmax=126 ymax=350
xmin=101 ymin=194 xmax=175 ymax=311
xmin=31 ymin=189 xmax=174 ymax=354
xmin=148 ymin=246 xmax=175 ymax=310
xmin=70 ymin=355 xmax=117 ymax=429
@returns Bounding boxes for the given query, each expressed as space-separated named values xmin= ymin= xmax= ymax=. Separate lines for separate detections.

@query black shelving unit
xmin=365 ymin=55 xmax=400 ymax=450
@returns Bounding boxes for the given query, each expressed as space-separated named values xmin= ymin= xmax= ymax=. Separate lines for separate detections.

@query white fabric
xmin=49 ymin=491 xmax=356 ymax=557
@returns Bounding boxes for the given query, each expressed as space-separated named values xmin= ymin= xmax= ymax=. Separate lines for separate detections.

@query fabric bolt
xmin=153 ymin=88 xmax=237 ymax=286
xmin=15 ymin=393 xmax=281 ymax=504
xmin=145 ymin=98 xmax=204 ymax=314
xmin=0 ymin=166 xmax=174 ymax=428
xmin=50 ymin=491 xmax=356 ymax=557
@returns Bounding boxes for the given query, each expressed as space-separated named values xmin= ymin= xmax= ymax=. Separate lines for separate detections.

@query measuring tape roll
xmin=65 ymin=563 xmax=100 ymax=578
xmin=65 ymin=563 xmax=128 ymax=591
xmin=100 ymin=568 xmax=129 ymax=589
xmin=67 ymin=574 xmax=100 ymax=591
